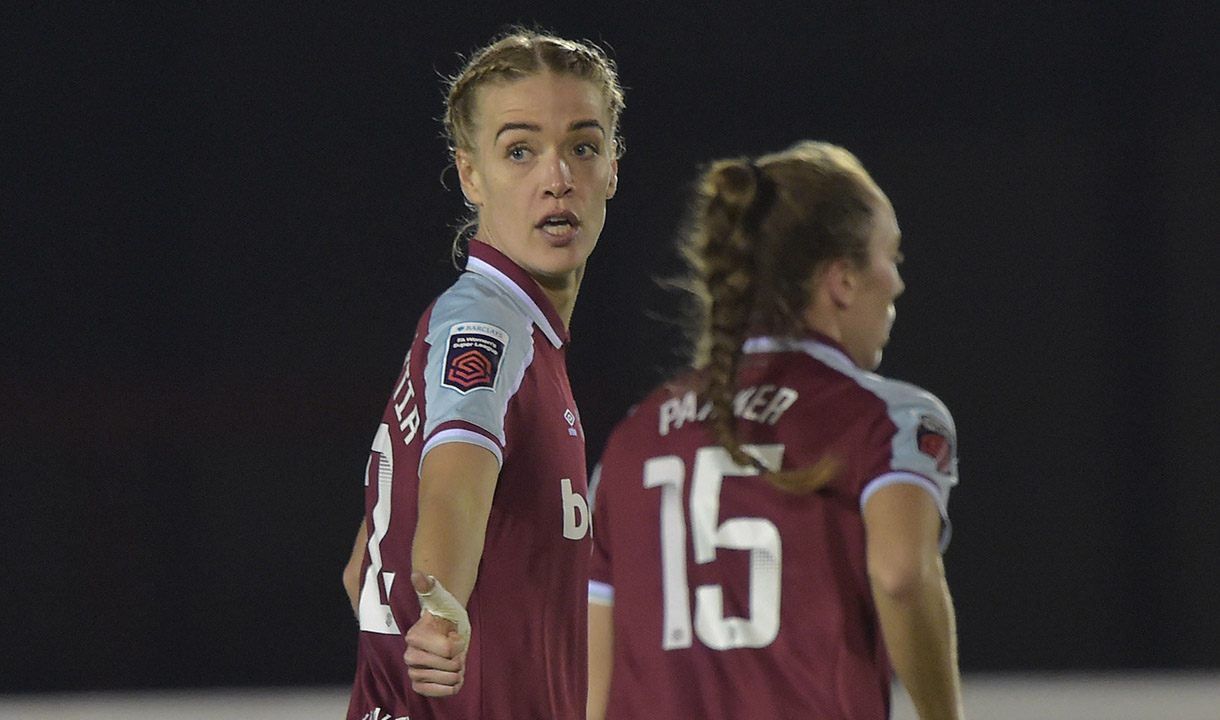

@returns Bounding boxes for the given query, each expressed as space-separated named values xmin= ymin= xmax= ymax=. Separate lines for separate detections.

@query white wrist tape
xmin=416 ymin=575 xmax=472 ymax=646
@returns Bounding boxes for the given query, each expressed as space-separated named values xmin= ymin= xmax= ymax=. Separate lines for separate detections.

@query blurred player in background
xmin=342 ymin=28 xmax=624 ymax=720
xmin=587 ymin=141 xmax=965 ymax=720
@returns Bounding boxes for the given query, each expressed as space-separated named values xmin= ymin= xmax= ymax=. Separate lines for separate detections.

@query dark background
xmin=4 ymin=1 xmax=1218 ymax=693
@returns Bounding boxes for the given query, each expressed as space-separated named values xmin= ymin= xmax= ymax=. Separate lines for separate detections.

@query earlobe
xmin=826 ymin=258 xmax=858 ymax=310
xmin=456 ymin=150 xmax=483 ymax=206
xmin=606 ymin=161 xmax=619 ymax=200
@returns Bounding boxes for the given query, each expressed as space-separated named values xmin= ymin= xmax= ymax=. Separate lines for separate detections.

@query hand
xmin=403 ymin=571 xmax=468 ymax=697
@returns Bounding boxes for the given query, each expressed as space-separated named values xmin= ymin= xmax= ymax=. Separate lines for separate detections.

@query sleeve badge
xmin=916 ymin=414 xmax=955 ymax=475
xmin=441 ymin=322 xmax=509 ymax=394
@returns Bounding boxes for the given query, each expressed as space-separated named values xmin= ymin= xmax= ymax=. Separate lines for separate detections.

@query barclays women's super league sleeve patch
xmin=441 ymin=322 xmax=509 ymax=393
xmin=916 ymin=414 xmax=955 ymax=475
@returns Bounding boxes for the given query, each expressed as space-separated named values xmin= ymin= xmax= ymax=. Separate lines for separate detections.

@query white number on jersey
xmin=358 ymin=423 xmax=403 ymax=635
xmin=644 ymin=444 xmax=784 ymax=651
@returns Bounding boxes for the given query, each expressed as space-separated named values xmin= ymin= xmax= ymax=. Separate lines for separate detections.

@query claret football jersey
xmin=348 ymin=240 xmax=591 ymax=720
xmin=589 ymin=334 xmax=958 ymax=720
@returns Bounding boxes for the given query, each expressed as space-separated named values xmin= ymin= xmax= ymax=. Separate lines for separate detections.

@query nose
xmin=543 ymin=154 xmax=574 ymax=198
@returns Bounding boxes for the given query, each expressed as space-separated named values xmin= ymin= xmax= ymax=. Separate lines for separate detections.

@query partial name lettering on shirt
xmin=658 ymin=385 xmax=799 ymax=436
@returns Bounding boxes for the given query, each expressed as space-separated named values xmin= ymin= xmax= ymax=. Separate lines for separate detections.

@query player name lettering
xmin=391 ymin=349 xmax=421 ymax=445
xmin=658 ymin=385 xmax=799 ymax=436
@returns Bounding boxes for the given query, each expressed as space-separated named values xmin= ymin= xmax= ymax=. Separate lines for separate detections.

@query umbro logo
xmin=564 ymin=408 xmax=578 ymax=436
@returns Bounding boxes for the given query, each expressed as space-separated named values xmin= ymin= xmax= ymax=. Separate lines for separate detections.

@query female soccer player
xmin=344 ymin=29 xmax=623 ymax=720
xmin=587 ymin=141 xmax=965 ymax=720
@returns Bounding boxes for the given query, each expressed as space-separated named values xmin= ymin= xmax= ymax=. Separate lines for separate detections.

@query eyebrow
xmin=493 ymin=122 xmax=539 ymax=142
xmin=493 ymin=119 xmax=607 ymax=143
xmin=569 ymin=119 xmax=606 ymax=135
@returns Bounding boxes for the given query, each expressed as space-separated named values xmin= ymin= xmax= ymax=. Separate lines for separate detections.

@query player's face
xmin=456 ymin=72 xmax=618 ymax=289
xmin=840 ymin=190 xmax=904 ymax=370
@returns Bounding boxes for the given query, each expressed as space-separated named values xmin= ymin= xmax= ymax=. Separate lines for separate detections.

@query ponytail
xmin=696 ymin=160 xmax=775 ymax=469
xmin=678 ymin=141 xmax=878 ymax=493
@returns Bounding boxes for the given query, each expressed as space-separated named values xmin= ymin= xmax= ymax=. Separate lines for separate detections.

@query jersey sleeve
xmin=420 ymin=281 xmax=534 ymax=468
xmin=859 ymin=383 xmax=959 ymax=551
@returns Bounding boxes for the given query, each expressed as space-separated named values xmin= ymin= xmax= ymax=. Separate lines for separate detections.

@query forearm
xmin=412 ymin=500 xmax=487 ymax=606
xmin=873 ymin=563 xmax=964 ymax=720
xmin=411 ymin=442 xmax=499 ymax=606
xmin=343 ymin=519 xmax=368 ymax=617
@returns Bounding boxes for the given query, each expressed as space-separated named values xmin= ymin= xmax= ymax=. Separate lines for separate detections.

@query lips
xmin=536 ymin=210 xmax=579 ymax=230
xmin=536 ymin=210 xmax=580 ymax=244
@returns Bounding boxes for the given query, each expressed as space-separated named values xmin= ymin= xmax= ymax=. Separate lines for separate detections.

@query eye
xmin=507 ymin=144 xmax=531 ymax=161
xmin=572 ymin=142 xmax=600 ymax=158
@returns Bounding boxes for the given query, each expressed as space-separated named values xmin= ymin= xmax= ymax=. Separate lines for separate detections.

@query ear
xmin=605 ymin=159 xmax=619 ymax=200
xmin=456 ymin=149 xmax=483 ymax=206
xmin=823 ymin=257 xmax=860 ymax=310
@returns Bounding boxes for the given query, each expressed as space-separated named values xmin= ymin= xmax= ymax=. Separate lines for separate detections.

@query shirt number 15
xmin=643 ymin=444 xmax=784 ymax=651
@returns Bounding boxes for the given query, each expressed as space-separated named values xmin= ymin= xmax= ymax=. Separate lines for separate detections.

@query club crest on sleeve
xmin=916 ymin=414 xmax=954 ymax=475
xmin=442 ymin=322 xmax=508 ymax=394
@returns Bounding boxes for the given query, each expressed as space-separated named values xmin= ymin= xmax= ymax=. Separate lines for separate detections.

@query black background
xmin=4 ymin=2 xmax=1218 ymax=693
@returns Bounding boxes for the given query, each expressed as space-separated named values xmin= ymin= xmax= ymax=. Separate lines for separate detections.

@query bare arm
xmin=412 ymin=441 xmax=499 ymax=603
xmin=863 ymin=482 xmax=964 ymax=720
xmin=343 ymin=519 xmax=368 ymax=619
xmin=587 ymin=601 xmax=614 ymax=720
xmin=403 ymin=441 xmax=500 ymax=697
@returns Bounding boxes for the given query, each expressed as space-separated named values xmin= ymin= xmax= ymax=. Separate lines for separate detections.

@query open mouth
xmin=537 ymin=211 xmax=579 ymax=236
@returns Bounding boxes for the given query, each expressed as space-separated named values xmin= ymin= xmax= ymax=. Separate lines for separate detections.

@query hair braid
xmin=676 ymin=140 xmax=880 ymax=493
xmin=696 ymin=161 xmax=773 ymax=468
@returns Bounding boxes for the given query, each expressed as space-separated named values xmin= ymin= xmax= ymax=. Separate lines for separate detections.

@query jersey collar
xmin=465 ymin=240 xmax=568 ymax=348
xmin=742 ymin=332 xmax=856 ymax=372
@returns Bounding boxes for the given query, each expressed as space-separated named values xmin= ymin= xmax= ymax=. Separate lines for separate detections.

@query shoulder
xmin=417 ymin=273 xmax=538 ymax=399
xmin=591 ymin=374 xmax=692 ymax=508
xmin=428 ymin=272 xmax=533 ymax=339
xmin=851 ymin=368 xmax=956 ymax=452
xmin=786 ymin=338 xmax=952 ymax=427
xmin=857 ymin=373 xmax=955 ymax=431
xmin=423 ymin=273 xmax=537 ymax=371
xmin=600 ymin=369 xmax=701 ymax=455
xmin=855 ymin=371 xmax=959 ymax=491
xmin=793 ymin=341 xmax=959 ymax=482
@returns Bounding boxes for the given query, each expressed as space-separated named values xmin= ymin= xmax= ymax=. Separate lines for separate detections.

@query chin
xmin=542 ymin=241 xmax=594 ymax=270
xmin=526 ymin=254 xmax=588 ymax=288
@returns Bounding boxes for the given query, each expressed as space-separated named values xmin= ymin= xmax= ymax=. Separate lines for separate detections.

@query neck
xmin=533 ymin=263 xmax=585 ymax=328
xmin=801 ymin=303 xmax=841 ymax=343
